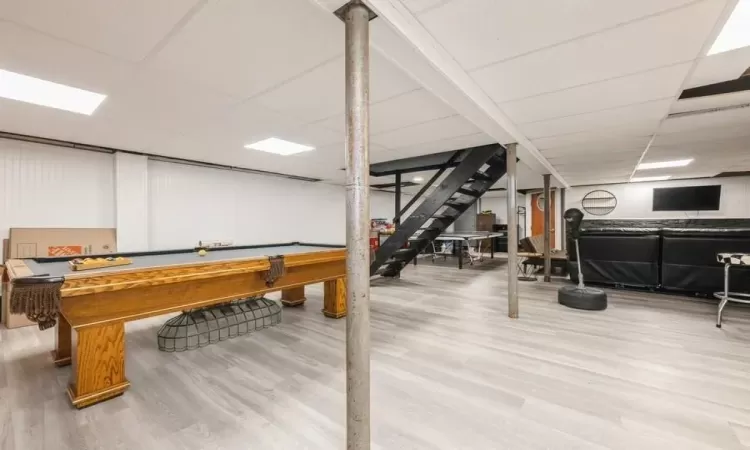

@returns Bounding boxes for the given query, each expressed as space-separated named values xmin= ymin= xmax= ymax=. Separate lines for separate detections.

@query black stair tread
xmin=445 ymin=200 xmax=470 ymax=208
xmin=472 ymin=171 xmax=492 ymax=181
xmin=487 ymin=154 xmax=505 ymax=165
xmin=393 ymin=248 xmax=416 ymax=256
xmin=385 ymin=259 xmax=406 ymax=265
xmin=432 ymin=213 xmax=456 ymax=220
xmin=457 ymin=187 xmax=480 ymax=196
xmin=418 ymin=225 xmax=441 ymax=231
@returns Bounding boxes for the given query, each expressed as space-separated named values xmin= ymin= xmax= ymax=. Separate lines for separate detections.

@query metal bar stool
xmin=714 ymin=253 xmax=750 ymax=328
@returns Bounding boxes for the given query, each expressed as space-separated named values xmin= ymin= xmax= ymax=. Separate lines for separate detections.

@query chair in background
xmin=715 ymin=253 xmax=750 ymax=328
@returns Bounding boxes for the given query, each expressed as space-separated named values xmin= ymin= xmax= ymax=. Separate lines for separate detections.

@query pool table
xmin=3 ymin=242 xmax=346 ymax=408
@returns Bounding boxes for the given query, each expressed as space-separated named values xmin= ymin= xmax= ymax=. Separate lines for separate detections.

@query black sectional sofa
xmin=568 ymin=219 xmax=750 ymax=295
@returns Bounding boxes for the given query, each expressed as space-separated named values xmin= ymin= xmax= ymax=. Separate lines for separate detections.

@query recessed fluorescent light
xmin=413 ymin=177 xmax=424 ymax=182
xmin=0 ymin=69 xmax=106 ymax=115
xmin=636 ymin=158 xmax=694 ymax=170
xmin=244 ymin=138 xmax=315 ymax=156
xmin=708 ymin=0 xmax=750 ymax=55
xmin=630 ymin=175 xmax=672 ymax=183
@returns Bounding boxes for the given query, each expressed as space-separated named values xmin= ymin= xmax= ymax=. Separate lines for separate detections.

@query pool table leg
xmin=323 ymin=277 xmax=347 ymax=319
xmin=52 ymin=314 xmax=72 ymax=367
xmin=281 ymin=286 xmax=306 ymax=307
xmin=68 ymin=322 xmax=130 ymax=409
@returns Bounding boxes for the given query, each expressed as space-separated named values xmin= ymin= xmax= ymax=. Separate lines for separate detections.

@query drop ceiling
xmin=0 ymin=0 xmax=748 ymax=188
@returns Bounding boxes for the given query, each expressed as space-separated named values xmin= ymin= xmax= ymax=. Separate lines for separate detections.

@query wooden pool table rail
xmin=6 ymin=248 xmax=347 ymax=408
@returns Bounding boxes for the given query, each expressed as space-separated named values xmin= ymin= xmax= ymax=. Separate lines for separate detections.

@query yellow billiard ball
xmin=198 ymin=249 xmax=207 ymax=256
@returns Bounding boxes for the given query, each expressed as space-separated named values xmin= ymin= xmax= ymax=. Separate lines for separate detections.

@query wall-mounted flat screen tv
xmin=652 ymin=185 xmax=721 ymax=211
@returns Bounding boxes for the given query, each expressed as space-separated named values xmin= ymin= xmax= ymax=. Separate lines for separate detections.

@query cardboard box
xmin=1 ymin=228 xmax=117 ymax=329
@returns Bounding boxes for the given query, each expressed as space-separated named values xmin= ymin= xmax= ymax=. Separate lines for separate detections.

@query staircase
xmin=370 ymin=144 xmax=507 ymax=277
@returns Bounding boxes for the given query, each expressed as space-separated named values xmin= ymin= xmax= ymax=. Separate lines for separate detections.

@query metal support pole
xmin=506 ymin=144 xmax=518 ymax=318
xmin=543 ymin=174 xmax=551 ymax=282
xmin=341 ymin=2 xmax=373 ymax=448
xmin=394 ymin=173 xmax=401 ymax=227
xmin=560 ymin=188 xmax=566 ymax=253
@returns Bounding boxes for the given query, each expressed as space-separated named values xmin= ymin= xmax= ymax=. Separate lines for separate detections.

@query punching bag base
xmin=558 ymin=285 xmax=607 ymax=311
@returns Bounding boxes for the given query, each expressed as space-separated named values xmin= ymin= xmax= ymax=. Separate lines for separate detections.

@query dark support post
xmin=339 ymin=1 xmax=374 ymax=448
xmin=506 ymin=144 xmax=518 ymax=318
xmin=458 ymin=239 xmax=464 ymax=269
xmin=560 ymin=188 xmax=566 ymax=253
xmin=394 ymin=173 xmax=401 ymax=227
xmin=543 ymin=174 xmax=551 ymax=282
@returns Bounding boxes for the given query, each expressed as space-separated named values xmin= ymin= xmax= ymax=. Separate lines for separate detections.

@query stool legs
xmin=717 ymin=263 xmax=731 ymax=328
xmin=717 ymin=297 xmax=729 ymax=328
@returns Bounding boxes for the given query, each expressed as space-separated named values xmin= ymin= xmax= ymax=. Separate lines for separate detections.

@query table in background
xmin=3 ymin=242 xmax=346 ymax=408
xmin=417 ymin=231 xmax=506 ymax=269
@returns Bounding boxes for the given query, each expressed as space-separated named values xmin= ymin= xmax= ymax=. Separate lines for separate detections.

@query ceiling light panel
xmin=0 ymin=69 xmax=106 ymax=115
xmin=709 ymin=0 xmax=750 ymax=55
xmin=244 ymin=138 xmax=315 ymax=155
xmin=630 ymin=175 xmax=672 ymax=182
xmin=636 ymin=159 xmax=694 ymax=170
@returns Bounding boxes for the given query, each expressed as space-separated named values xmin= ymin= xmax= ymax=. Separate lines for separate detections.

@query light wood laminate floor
xmin=2 ymin=257 xmax=750 ymax=449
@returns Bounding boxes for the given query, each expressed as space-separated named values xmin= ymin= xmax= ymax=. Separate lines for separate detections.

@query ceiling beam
xmin=308 ymin=0 xmax=569 ymax=188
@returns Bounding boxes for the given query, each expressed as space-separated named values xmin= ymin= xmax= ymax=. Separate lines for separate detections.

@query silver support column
xmin=543 ymin=174 xmax=551 ymax=282
xmin=340 ymin=2 xmax=374 ymax=448
xmin=560 ymin=188 xmax=566 ymax=252
xmin=506 ymin=144 xmax=518 ymax=318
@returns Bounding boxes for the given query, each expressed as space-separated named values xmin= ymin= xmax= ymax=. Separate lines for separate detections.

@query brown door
xmin=531 ymin=192 xmax=555 ymax=245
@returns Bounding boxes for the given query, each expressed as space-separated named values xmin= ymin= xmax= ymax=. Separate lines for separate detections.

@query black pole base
xmin=558 ymin=285 xmax=607 ymax=311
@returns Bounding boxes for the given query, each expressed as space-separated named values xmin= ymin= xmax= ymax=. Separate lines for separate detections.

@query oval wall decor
xmin=581 ymin=190 xmax=617 ymax=216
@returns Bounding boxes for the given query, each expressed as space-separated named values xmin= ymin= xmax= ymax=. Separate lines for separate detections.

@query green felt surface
xmin=21 ymin=244 xmax=342 ymax=278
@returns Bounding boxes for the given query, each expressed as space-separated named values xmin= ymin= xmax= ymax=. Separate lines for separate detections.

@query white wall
xmin=115 ymin=153 xmax=149 ymax=251
xmin=0 ymin=139 xmax=394 ymax=251
xmin=566 ymin=177 xmax=750 ymax=220
xmin=0 ymin=139 xmax=115 ymax=239
xmin=481 ymin=192 xmax=526 ymax=225
xmin=148 ymin=161 xmax=395 ymax=249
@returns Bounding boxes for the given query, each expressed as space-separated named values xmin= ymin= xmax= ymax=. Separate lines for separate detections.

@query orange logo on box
xmin=48 ymin=246 xmax=83 ymax=257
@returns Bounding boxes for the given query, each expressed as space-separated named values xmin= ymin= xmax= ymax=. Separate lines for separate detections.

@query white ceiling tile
xmin=149 ymin=0 xmax=341 ymax=98
xmin=519 ymin=99 xmax=672 ymax=139
xmin=369 ymin=89 xmax=456 ymax=134
xmin=554 ymin=159 xmax=638 ymax=170
xmin=470 ymin=0 xmax=725 ymax=103
xmin=500 ymin=63 xmax=690 ymax=124
xmin=647 ymin=140 xmax=750 ymax=159
xmin=545 ymin=148 xmax=645 ymax=162
xmin=0 ymin=21 xmax=134 ymax=94
xmin=0 ymin=96 xmax=161 ymax=151
xmin=405 ymin=0 xmax=448 ymax=14
xmin=371 ymin=115 xmax=481 ymax=149
xmin=384 ymin=132 xmax=496 ymax=159
xmin=253 ymin=53 xmax=420 ymax=125
xmin=0 ymin=0 xmax=202 ymax=62
xmin=418 ymin=0 xmax=697 ymax=70
xmin=313 ymin=88 xmax=455 ymax=134
xmin=685 ymin=46 xmax=750 ymax=88
xmin=566 ymin=175 xmax=631 ymax=186
xmin=659 ymin=103 xmax=750 ymax=134
xmin=93 ymin=68 xmax=241 ymax=138
xmin=532 ymin=126 xmax=654 ymax=150
xmin=540 ymin=140 xmax=650 ymax=157
xmin=653 ymin=123 xmax=750 ymax=146
xmin=669 ymin=90 xmax=750 ymax=115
